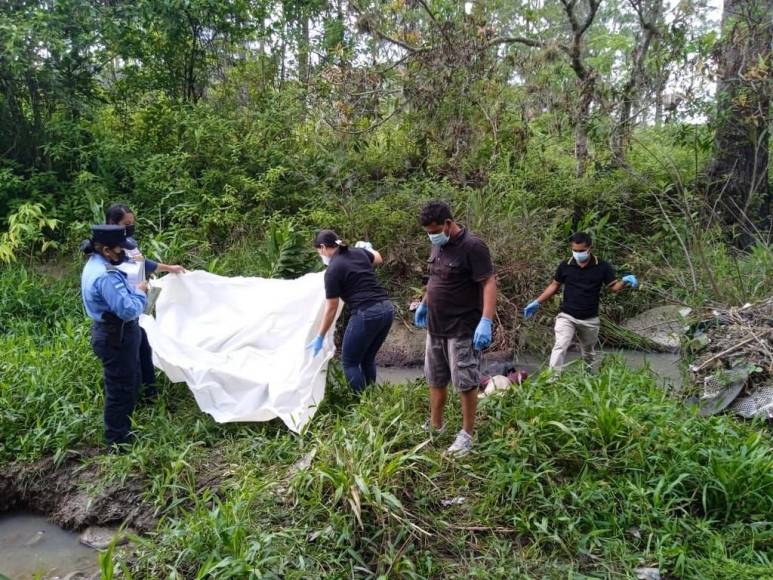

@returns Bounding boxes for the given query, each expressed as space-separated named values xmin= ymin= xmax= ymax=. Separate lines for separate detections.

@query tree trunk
xmin=654 ymin=66 xmax=665 ymax=126
xmin=706 ymin=0 xmax=773 ymax=240
xmin=575 ymin=79 xmax=593 ymax=178
xmin=559 ymin=0 xmax=601 ymax=178
xmin=297 ymin=15 xmax=309 ymax=86
xmin=611 ymin=0 xmax=662 ymax=164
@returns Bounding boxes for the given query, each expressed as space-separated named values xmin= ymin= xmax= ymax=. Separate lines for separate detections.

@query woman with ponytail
xmin=308 ymin=230 xmax=394 ymax=394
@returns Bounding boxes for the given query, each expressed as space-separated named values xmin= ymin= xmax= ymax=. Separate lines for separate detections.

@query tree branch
xmin=349 ymin=0 xmax=431 ymax=54
xmin=416 ymin=0 xmax=454 ymax=50
xmin=581 ymin=0 xmax=601 ymax=35
xmin=485 ymin=35 xmax=548 ymax=49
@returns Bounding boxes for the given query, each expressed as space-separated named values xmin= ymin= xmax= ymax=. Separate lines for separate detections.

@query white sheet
xmin=139 ymin=270 xmax=337 ymax=432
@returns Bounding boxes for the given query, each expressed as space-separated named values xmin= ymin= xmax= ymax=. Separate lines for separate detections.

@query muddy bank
xmin=376 ymin=320 xmax=426 ymax=366
xmin=0 ymin=450 xmax=158 ymax=533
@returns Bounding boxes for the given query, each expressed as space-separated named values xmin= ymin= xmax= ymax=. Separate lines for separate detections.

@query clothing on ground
xmin=554 ymin=255 xmax=615 ymax=320
xmin=425 ymin=228 xmax=494 ymax=338
xmin=324 ymin=248 xmax=389 ymax=311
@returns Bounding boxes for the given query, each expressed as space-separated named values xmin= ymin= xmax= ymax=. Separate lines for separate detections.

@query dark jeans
xmin=139 ymin=328 xmax=157 ymax=392
xmin=91 ymin=320 xmax=141 ymax=446
xmin=341 ymin=300 xmax=394 ymax=393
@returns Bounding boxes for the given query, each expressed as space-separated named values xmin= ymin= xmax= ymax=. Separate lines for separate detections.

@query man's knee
xmin=552 ymin=330 xmax=574 ymax=350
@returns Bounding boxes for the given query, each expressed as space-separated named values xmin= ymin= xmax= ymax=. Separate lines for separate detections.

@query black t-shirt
xmin=324 ymin=248 xmax=389 ymax=311
xmin=426 ymin=229 xmax=494 ymax=338
xmin=554 ymin=255 xmax=616 ymax=319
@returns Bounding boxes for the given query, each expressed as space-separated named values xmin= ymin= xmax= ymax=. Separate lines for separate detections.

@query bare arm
xmin=317 ymin=298 xmax=340 ymax=336
xmin=481 ymin=275 xmax=497 ymax=319
xmin=608 ymin=280 xmax=625 ymax=293
xmin=370 ymin=250 xmax=383 ymax=266
xmin=156 ymin=263 xmax=186 ymax=274
xmin=536 ymin=280 xmax=561 ymax=304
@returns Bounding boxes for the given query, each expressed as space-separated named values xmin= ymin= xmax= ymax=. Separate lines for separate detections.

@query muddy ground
xmin=0 ymin=450 xmax=158 ymax=532
xmin=0 ymin=449 xmax=226 ymax=534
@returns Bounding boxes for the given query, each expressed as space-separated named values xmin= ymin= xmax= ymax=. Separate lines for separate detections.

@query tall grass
xmin=105 ymin=362 xmax=773 ymax=578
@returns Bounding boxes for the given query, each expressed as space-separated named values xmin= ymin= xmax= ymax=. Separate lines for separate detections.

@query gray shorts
xmin=424 ymin=334 xmax=480 ymax=392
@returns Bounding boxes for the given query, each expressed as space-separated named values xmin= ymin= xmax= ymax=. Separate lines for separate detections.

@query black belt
xmin=93 ymin=315 xmax=138 ymax=347
xmin=352 ymin=299 xmax=392 ymax=313
xmin=93 ymin=318 xmax=138 ymax=328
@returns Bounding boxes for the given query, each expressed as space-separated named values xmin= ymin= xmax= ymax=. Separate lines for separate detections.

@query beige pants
xmin=549 ymin=312 xmax=600 ymax=371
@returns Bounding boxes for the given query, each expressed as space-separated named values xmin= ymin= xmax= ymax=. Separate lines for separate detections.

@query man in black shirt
xmin=523 ymin=232 xmax=638 ymax=372
xmin=414 ymin=201 xmax=497 ymax=457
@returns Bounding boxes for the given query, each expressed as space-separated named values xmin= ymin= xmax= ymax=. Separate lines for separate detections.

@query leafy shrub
xmin=0 ymin=203 xmax=60 ymax=264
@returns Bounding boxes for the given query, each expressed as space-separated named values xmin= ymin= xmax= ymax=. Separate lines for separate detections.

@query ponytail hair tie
xmin=79 ymin=238 xmax=95 ymax=255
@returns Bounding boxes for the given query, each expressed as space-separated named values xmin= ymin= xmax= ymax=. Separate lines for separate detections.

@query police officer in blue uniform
xmin=81 ymin=225 xmax=147 ymax=449
xmin=105 ymin=203 xmax=185 ymax=400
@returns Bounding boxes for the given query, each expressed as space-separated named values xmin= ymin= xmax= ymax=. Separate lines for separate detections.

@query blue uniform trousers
xmin=91 ymin=320 xmax=141 ymax=445
xmin=139 ymin=328 xmax=157 ymax=393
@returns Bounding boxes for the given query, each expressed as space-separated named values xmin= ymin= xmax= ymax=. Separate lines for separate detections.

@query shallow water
xmin=0 ymin=513 xmax=98 ymax=580
xmin=378 ymin=349 xmax=683 ymax=388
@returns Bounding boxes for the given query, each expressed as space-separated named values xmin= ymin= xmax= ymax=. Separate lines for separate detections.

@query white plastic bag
xmin=140 ymin=270 xmax=338 ymax=432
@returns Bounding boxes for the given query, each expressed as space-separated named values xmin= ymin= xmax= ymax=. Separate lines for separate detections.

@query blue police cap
xmin=90 ymin=225 xmax=134 ymax=249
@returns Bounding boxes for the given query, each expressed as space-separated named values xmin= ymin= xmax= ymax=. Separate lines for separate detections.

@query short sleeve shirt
xmin=426 ymin=229 xmax=494 ymax=338
xmin=324 ymin=248 xmax=389 ymax=311
xmin=554 ymin=256 xmax=616 ymax=319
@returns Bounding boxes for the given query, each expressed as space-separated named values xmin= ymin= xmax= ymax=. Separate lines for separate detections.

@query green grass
xmin=106 ymin=365 xmax=771 ymax=579
xmin=2 ymin=266 xmax=772 ymax=578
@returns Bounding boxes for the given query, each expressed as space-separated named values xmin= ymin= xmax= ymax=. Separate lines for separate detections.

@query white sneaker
xmin=445 ymin=430 xmax=473 ymax=457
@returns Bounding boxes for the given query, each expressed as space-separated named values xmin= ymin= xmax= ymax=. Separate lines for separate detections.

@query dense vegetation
xmin=1 ymin=0 xmax=772 ymax=577
xmin=1 ymin=0 xmax=771 ymax=310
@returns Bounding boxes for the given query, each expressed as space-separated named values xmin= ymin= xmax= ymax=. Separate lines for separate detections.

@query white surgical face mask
xmin=572 ymin=250 xmax=590 ymax=263
xmin=428 ymin=232 xmax=449 ymax=246
xmin=321 ymin=255 xmax=331 ymax=266
xmin=427 ymin=224 xmax=451 ymax=246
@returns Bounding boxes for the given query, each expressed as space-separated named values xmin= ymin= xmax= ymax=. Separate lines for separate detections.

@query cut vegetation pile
xmin=687 ymin=297 xmax=773 ymax=419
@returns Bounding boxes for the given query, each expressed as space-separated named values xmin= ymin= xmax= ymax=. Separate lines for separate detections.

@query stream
xmin=379 ymin=349 xmax=682 ymax=388
xmin=0 ymin=513 xmax=99 ymax=580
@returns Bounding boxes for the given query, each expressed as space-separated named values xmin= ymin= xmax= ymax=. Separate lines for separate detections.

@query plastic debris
xmin=440 ymin=496 xmax=466 ymax=507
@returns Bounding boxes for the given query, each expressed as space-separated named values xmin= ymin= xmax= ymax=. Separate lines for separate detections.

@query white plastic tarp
xmin=139 ymin=270 xmax=338 ymax=432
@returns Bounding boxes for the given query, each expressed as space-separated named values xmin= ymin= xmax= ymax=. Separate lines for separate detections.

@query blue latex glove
xmin=523 ymin=300 xmax=540 ymax=319
xmin=622 ymin=274 xmax=639 ymax=289
xmin=473 ymin=317 xmax=493 ymax=351
xmin=414 ymin=302 xmax=428 ymax=328
xmin=307 ymin=335 xmax=324 ymax=357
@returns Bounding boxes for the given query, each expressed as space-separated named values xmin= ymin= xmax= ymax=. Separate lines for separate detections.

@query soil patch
xmin=376 ymin=320 xmax=426 ymax=366
xmin=0 ymin=449 xmax=158 ymax=532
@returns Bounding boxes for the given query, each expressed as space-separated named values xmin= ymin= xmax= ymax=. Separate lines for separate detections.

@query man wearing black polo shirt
xmin=414 ymin=201 xmax=497 ymax=457
xmin=523 ymin=232 xmax=638 ymax=372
